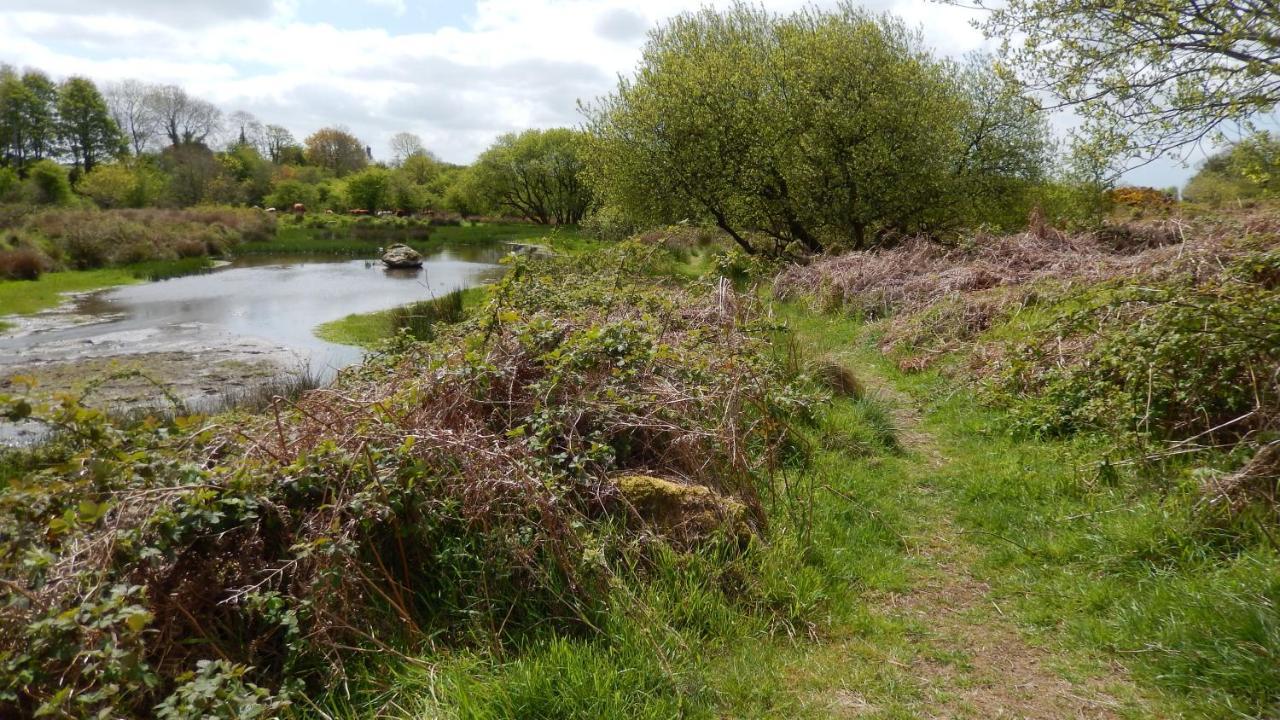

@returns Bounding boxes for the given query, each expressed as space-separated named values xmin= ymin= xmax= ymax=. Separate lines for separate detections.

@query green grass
xmin=315 ymin=287 xmax=489 ymax=348
xmin=124 ymin=256 xmax=217 ymax=281
xmin=0 ymin=258 xmax=217 ymax=331
xmin=0 ymin=267 xmax=141 ymax=330
xmin=789 ymin=302 xmax=1280 ymax=717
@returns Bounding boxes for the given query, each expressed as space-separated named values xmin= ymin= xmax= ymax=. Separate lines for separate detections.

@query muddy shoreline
xmin=1 ymin=250 xmax=504 ymax=445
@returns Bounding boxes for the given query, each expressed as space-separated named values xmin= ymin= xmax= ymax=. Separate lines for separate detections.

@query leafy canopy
xmin=583 ymin=3 xmax=1049 ymax=254
xmin=471 ymin=128 xmax=591 ymax=225
xmin=965 ymin=0 xmax=1280 ymax=164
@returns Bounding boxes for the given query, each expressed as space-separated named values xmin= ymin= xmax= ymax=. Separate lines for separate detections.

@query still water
xmin=0 ymin=243 xmax=508 ymax=376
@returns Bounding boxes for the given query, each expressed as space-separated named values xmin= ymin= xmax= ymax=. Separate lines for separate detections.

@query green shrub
xmin=26 ymin=159 xmax=73 ymax=205
xmin=0 ymin=167 xmax=19 ymax=203
xmin=0 ymin=247 xmax=49 ymax=279
xmin=1000 ymin=250 xmax=1280 ymax=440
xmin=77 ymin=163 xmax=170 ymax=209
xmin=264 ymin=178 xmax=319 ymax=210
xmin=344 ymin=167 xmax=391 ymax=211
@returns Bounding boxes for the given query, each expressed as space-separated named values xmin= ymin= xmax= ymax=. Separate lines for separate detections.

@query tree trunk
xmin=711 ymin=209 xmax=754 ymax=254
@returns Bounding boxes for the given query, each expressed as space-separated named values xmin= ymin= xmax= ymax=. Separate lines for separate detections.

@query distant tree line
xmin=0 ymin=65 xmax=590 ymax=225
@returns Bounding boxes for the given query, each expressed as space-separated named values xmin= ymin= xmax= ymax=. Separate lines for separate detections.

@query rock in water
xmin=381 ymin=243 xmax=423 ymax=268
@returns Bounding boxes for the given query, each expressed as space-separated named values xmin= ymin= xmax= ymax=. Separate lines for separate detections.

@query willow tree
xmin=583 ymin=3 xmax=1047 ymax=253
xmin=472 ymin=128 xmax=590 ymax=225
xmin=967 ymin=0 xmax=1280 ymax=163
xmin=582 ymin=5 xmax=779 ymax=253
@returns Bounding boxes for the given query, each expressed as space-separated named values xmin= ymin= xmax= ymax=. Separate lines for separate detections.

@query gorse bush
xmin=0 ymin=244 xmax=822 ymax=717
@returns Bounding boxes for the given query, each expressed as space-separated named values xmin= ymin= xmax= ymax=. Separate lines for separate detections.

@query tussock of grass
xmin=386 ymin=288 xmax=464 ymax=341
xmin=316 ymin=287 xmax=487 ymax=348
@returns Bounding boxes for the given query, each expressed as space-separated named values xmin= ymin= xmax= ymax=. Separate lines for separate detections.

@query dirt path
xmin=831 ymin=371 xmax=1149 ymax=719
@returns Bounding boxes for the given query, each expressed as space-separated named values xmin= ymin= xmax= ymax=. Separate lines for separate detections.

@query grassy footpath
xmin=750 ymin=303 xmax=1278 ymax=718
xmin=306 ymin=272 xmax=1275 ymax=718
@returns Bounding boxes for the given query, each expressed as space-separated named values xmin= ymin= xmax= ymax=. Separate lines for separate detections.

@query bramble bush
xmin=0 ymin=243 xmax=825 ymax=717
xmin=998 ymin=249 xmax=1280 ymax=442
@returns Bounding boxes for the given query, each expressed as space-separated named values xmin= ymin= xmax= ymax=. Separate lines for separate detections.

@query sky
xmin=0 ymin=0 xmax=1203 ymax=186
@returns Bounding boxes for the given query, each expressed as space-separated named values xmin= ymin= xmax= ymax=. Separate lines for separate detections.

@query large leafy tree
xmin=947 ymin=54 xmax=1053 ymax=228
xmin=304 ymin=127 xmax=367 ymax=176
xmin=57 ymin=76 xmax=124 ymax=174
xmin=472 ymin=128 xmax=590 ymax=225
xmin=1185 ymin=131 xmax=1280 ymax=203
xmin=0 ymin=68 xmax=60 ymax=172
xmin=965 ymin=0 xmax=1280 ymax=162
xmin=583 ymin=3 xmax=1047 ymax=253
xmin=345 ymin=166 xmax=392 ymax=211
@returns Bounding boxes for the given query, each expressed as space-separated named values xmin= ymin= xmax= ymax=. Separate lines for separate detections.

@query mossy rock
xmin=613 ymin=474 xmax=751 ymax=546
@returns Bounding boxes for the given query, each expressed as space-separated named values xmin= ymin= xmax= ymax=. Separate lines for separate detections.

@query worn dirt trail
xmin=831 ymin=374 xmax=1150 ymax=719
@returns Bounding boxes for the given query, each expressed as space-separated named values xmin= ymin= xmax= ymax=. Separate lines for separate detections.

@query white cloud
xmin=364 ymin=0 xmax=407 ymax=16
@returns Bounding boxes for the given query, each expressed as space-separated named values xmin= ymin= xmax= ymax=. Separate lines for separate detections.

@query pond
xmin=0 ymin=243 xmax=508 ymax=443
xmin=2 ymin=243 xmax=506 ymax=372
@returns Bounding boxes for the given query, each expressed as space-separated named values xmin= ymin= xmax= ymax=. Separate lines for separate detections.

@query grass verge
xmin=776 ymin=302 xmax=1280 ymax=718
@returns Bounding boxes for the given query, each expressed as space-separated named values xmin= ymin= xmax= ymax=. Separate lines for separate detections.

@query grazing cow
xmin=349 ymin=209 xmax=370 ymax=216
xmin=292 ymin=203 xmax=306 ymax=214
xmin=324 ymin=209 xmax=335 ymax=215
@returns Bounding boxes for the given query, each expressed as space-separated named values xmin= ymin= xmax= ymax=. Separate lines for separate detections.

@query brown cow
xmin=349 ymin=209 xmax=370 ymax=216
xmin=292 ymin=203 xmax=306 ymax=214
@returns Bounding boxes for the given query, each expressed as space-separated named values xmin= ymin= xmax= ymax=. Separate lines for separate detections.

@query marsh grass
xmin=315 ymin=287 xmax=488 ymax=348
xmin=387 ymin=288 xmax=465 ymax=341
